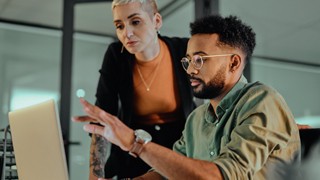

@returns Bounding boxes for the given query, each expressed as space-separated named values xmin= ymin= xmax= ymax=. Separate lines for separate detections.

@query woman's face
xmin=113 ymin=2 xmax=161 ymax=54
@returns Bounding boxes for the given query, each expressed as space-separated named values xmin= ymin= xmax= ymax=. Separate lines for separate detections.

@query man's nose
xmin=187 ymin=64 xmax=199 ymax=75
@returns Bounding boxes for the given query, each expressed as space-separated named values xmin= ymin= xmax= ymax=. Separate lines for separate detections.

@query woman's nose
xmin=124 ymin=26 xmax=134 ymax=38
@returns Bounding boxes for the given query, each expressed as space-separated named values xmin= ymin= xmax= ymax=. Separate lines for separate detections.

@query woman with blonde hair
xmin=88 ymin=0 xmax=195 ymax=179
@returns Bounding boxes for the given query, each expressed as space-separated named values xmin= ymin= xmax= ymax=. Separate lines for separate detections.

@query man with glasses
xmin=73 ymin=15 xmax=300 ymax=179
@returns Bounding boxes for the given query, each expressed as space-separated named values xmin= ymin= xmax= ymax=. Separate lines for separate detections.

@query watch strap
xmin=128 ymin=129 xmax=152 ymax=158
xmin=128 ymin=141 xmax=144 ymax=158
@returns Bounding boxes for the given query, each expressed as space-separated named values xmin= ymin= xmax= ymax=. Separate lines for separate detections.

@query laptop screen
xmin=8 ymin=99 xmax=69 ymax=180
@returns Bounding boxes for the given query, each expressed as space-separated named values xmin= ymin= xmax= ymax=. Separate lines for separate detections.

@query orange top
xmin=133 ymin=39 xmax=182 ymax=125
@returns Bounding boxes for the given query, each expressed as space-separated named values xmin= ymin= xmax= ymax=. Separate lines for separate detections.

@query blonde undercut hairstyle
xmin=112 ymin=0 xmax=158 ymax=17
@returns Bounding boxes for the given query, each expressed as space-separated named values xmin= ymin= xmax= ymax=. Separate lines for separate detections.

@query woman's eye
xmin=132 ymin=20 xmax=140 ymax=26
xmin=115 ymin=24 xmax=124 ymax=30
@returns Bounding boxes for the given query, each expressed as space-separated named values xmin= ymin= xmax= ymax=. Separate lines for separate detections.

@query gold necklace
xmin=136 ymin=58 xmax=162 ymax=91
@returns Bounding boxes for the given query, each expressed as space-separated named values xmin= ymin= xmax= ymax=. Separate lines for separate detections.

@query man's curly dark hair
xmin=190 ymin=15 xmax=256 ymax=63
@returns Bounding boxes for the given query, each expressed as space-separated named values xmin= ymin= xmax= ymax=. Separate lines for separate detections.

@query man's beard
xmin=192 ymin=65 xmax=226 ymax=99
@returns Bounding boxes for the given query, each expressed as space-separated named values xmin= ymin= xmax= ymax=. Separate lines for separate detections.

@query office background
xmin=0 ymin=0 xmax=319 ymax=179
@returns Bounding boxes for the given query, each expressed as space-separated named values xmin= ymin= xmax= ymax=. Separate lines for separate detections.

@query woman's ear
xmin=229 ymin=54 xmax=242 ymax=73
xmin=154 ymin=12 xmax=163 ymax=31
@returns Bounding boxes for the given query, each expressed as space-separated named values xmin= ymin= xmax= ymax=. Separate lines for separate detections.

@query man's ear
xmin=229 ymin=54 xmax=242 ymax=72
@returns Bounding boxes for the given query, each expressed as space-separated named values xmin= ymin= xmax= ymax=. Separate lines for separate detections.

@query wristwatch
xmin=128 ymin=129 xmax=152 ymax=158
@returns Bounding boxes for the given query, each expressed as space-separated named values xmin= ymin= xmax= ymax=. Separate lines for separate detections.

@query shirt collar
xmin=204 ymin=75 xmax=248 ymax=123
xmin=216 ymin=75 xmax=248 ymax=118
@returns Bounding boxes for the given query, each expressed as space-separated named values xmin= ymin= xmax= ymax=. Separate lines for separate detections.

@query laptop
xmin=8 ymin=99 xmax=69 ymax=180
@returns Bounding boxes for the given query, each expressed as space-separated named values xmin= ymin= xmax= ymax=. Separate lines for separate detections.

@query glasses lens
xmin=181 ymin=58 xmax=189 ymax=71
xmin=193 ymin=55 xmax=203 ymax=69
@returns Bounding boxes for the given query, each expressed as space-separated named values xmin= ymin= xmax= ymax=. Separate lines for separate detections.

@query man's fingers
xmin=79 ymin=98 xmax=116 ymax=126
xmin=80 ymin=98 xmax=104 ymax=119
xmin=83 ymin=124 xmax=104 ymax=136
xmin=297 ymin=124 xmax=312 ymax=130
xmin=72 ymin=115 xmax=97 ymax=123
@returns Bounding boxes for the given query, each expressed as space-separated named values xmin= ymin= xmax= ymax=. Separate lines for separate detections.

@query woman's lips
xmin=126 ymin=41 xmax=137 ymax=46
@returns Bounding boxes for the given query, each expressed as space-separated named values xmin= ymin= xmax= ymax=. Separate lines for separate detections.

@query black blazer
xmin=95 ymin=35 xmax=195 ymax=125
xmin=94 ymin=35 xmax=196 ymax=176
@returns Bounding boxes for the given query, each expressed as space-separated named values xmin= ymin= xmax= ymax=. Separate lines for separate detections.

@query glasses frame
xmin=181 ymin=54 xmax=235 ymax=71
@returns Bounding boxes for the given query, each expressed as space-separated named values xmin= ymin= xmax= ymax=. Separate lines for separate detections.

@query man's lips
xmin=190 ymin=78 xmax=201 ymax=87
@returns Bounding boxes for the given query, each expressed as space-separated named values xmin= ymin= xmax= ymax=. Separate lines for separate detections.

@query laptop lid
xmin=8 ymin=99 xmax=69 ymax=180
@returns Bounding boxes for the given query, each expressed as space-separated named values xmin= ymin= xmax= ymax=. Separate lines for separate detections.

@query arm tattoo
xmin=90 ymin=134 xmax=109 ymax=177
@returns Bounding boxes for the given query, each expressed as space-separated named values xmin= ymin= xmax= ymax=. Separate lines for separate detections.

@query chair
xmin=299 ymin=128 xmax=320 ymax=159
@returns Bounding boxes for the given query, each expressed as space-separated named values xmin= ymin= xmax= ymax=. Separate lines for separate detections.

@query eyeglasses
xmin=181 ymin=54 xmax=235 ymax=71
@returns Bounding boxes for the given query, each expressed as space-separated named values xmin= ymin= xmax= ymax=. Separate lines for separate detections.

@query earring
xmin=154 ymin=34 xmax=158 ymax=44
xmin=121 ymin=45 xmax=124 ymax=53
xmin=154 ymin=29 xmax=159 ymax=44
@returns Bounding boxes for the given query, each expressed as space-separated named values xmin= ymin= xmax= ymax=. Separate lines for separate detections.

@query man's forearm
xmin=138 ymin=142 xmax=223 ymax=180
xmin=133 ymin=171 xmax=165 ymax=180
xmin=89 ymin=134 xmax=109 ymax=179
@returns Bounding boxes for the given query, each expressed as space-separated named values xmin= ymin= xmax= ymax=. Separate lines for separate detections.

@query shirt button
xmin=210 ymin=151 xmax=215 ymax=156
xmin=155 ymin=125 xmax=161 ymax=131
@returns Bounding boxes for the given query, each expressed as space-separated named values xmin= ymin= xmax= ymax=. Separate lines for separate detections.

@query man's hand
xmin=72 ymin=98 xmax=135 ymax=151
xmin=297 ymin=124 xmax=312 ymax=130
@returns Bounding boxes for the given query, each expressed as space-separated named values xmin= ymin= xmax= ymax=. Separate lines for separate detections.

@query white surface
xmin=8 ymin=99 xmax=69 ymax=180
xmin=296 ymin=116 xmax=320 ymax=129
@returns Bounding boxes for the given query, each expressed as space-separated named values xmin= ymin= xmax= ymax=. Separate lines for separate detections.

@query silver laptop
xmin=8 ymin=99 xmax=69 ymax=180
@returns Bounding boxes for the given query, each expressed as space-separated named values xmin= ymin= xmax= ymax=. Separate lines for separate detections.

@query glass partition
xmin=0 ymin=22 xmax=61 ymax=133
xmin=251 ymin=57 xmax=320 ymax=127
xmin=0 ymin=22 xmax=114 ymax=179
xmin=70 ymin=33 xmax=113 ymax=180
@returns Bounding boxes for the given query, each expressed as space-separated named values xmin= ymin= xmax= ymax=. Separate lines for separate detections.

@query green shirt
xmin=173 ymin=76 xmax=300 ymax=179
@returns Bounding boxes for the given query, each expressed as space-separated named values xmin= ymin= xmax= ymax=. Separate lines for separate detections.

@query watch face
xmin=135 ymin=129 xmax=152 ymax=142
